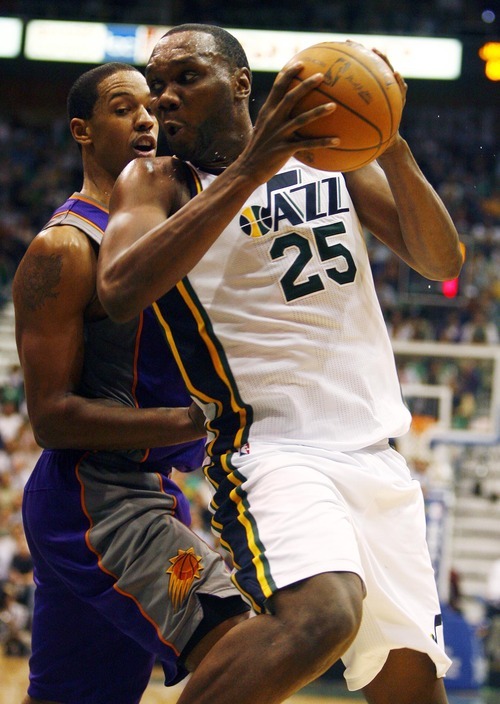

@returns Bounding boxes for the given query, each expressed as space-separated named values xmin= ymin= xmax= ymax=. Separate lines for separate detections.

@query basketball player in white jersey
xmin=98 ymin=24 xmax=463 ymax=704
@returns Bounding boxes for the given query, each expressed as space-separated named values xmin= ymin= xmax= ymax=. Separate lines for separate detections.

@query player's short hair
xmin=67 ymin=62 xmax=141 ymax=122
xmin=162 ymin=24 xmax=251 ymax=79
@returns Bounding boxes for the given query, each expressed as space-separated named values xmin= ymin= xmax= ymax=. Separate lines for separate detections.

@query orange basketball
xmin=285 ymin=41 xmax=403 ymax=172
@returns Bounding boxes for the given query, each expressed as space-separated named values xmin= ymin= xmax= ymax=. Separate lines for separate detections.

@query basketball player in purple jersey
xmin=13 ymin=62 xmax=249 ymax=704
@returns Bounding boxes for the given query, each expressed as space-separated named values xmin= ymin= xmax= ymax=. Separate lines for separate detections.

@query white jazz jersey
xmin=153 ymin=157 xmax=411 ymax=457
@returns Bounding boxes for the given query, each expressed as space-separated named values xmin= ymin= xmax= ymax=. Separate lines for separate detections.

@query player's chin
xmin=165 ymin=136 xmax=193 ymax=160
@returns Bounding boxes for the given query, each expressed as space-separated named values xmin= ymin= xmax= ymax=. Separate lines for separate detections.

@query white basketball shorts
xmin=224 ymin=440 xmax=452 ymax=690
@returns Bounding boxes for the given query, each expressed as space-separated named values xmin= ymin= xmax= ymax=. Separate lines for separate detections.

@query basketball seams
xmin=289 ymin=42 xmax=403 ymax=172
xmin=313 ymin=43 xmax=398 ymax=138
xmin=292 ymin=78 xmax=385 ymax=144
xmin=294 ymin=48 xmax=395 ymax=142
xmin=286 ymin=40 xmax=403 ymax=171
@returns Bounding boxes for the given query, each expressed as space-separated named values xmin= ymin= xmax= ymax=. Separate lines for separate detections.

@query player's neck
xmin=80 ymin=172 xmax=114 ymax=208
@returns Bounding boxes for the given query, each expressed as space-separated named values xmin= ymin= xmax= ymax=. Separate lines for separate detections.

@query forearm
xmin=376 ymin=138 xmax=463 ymax=280
xmin=31 ymin=394 xmax=204 ymax=450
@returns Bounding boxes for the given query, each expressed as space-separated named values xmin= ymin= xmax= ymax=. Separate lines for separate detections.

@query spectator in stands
xmin=461 ymin=309 xmax=499 ymax=345
xmin=7 ymin=523 xmax=34 ymax=619
xmin=0 ymin=582 xmax=31 ymax=656
xmin=0 ymin=388 xmax=24 ymax=451
xmin=0 ymin=435 xmax=12 ymax=480
xmin=438 ymin=310 xmax=464 ymax=343
xmin=0 ymin=505 xmax=16 ymax=587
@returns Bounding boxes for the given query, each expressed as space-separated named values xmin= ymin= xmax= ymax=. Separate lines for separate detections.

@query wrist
xmin=378 ymin=135 xmax=408 ymax=162
xmin=187 ymin=403 xmax=206 ymax=436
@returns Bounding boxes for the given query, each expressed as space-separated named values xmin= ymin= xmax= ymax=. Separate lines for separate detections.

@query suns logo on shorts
xmin=239 ymin=205 xmax=272 ymax=237
xmin=166 ymin=547 xmax=204 ymax=611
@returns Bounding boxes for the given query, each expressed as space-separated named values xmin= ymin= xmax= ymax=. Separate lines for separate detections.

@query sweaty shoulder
xmin=113 ymin=155 xmax=193 ymax=214
xmin=19 ymin=224 xmax=96 ymax=269
xmin=13 ymin=224 xmax=97 ymax=316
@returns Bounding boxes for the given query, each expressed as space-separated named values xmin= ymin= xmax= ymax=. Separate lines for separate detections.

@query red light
xmin=442 ymin=279 xmax=459 ymax=298
xmin=442 ymin=241 xmax=466 ymax=298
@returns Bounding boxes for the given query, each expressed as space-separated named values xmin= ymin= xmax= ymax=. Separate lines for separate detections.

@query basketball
xmin=285 ymin=41 xmax=403 ymax=172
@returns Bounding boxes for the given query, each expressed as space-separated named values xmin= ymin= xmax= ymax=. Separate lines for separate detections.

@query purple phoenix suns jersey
xmin=45 ymin=193 xmax=204 ymax=470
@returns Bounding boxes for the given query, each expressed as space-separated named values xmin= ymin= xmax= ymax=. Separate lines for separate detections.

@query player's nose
xmin=156 ymin=84 xmax=181 ymax=112
xmin=136 ymin=105 xmax=156 ymax=130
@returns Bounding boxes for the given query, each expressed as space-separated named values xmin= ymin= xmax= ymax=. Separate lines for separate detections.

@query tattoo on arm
xmin=17 ymin=253 xmax=62 ymax=311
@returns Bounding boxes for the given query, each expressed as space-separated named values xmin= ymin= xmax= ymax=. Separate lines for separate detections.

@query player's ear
xmin=70 ymin=117 xmax=92 ymax=147
xmin=233 ymin=66 xmax=252 ymax=100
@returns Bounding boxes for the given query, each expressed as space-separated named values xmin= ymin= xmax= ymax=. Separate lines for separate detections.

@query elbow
xmin=435 ymin=248 xmax=464 ymax=282
xmin=30 ymin=401 xmax=73 ymax=449
xmin=31 ymin=417 xmax=59 ymax=449
xmin=418 ymin=246 xmax=464 ymax=282
xmin=97 ymin=274 xmax=138 ymax=323
xmin=100 ymin=297 xmax=136 ymax=324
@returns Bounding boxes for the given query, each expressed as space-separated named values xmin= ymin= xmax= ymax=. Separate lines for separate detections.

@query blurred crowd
xmin=0 ymin=380 xmax=35 ymax=656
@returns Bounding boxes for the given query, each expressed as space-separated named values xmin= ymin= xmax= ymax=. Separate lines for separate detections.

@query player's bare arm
xmin=98 ymin=64 xmax=340 ymax=322
xmin=345 ymin=140 xmax=463 ymax=282
xmin=341 ymin=60 xmax=461 ymax=281
xmin=13 ymin=226 xmax=203 ymax=450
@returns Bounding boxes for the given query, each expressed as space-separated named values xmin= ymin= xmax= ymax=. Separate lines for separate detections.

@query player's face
xmin=146 ymin=32 xmax=240 ymax=167
xmin=88 ymin=71 xmax=158 ymax=178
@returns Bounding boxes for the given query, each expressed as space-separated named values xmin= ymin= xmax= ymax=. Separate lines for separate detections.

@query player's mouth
xmin=163 ymin=120 xmax=184 ymax=138
xmin=132 ymin=135 xmax=157 ymax=157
